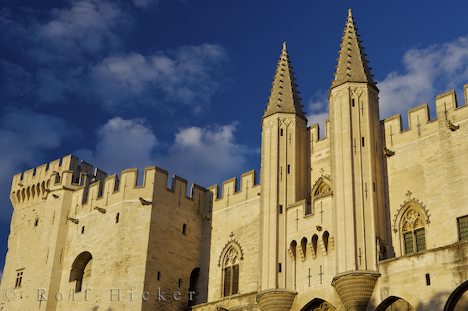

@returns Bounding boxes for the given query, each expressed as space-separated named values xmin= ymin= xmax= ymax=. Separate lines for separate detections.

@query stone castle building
xmin=1 ymin=9 xmax=467 ymax=311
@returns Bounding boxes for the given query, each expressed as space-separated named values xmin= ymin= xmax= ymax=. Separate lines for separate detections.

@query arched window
xmin=323 ymin=231 xmax=330 ymax=252
xmin=301 ymin=237 xmax=308 ymax=260
xmin=401 ymin=208 xmax=426 ymax=255
xmin=312 ymin=177 xmax=332 ymax=199
xmin=290 ymin=240 xmax=297 ymax=261
xmin=222 ymin=245 xmax=240 ymax=297
xmin=312 ymin=234 xmax=318 ymax=256
xmin=69 ymin=251 xmax=92 ymax=293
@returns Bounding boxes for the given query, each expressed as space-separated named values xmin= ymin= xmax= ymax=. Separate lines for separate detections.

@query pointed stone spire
xmin=331 ymin=9 xmax=376 ymax=89
xmin=263 ymin=42 xmax=306 ymax=120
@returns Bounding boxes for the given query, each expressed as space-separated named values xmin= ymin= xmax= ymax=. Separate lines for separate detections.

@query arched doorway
xmin=69 ymin=251 xmax=93 ymax=293
xmin=187 ymin=267 xmax=200 ymax=307
xmin=301 ymin=298 xmax=336 ymax=311
xmin=375 ymin=296 xmax=414 ymax=311
xmin=444 ymin=280 xmax=468 ymax=311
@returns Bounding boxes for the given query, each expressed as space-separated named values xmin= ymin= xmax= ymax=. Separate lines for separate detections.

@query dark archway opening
xmin=187 ymin=267 xmax=200 ymax=307
xmin=375 ymin=296 xmax=414 ymax=311
xmin=69 ymin=251 xmax=92 ymax=293
xmin=301 ymin=298 xmax=335 ymax=311
xmin=444 ymin=280 xmax=468 ymax=311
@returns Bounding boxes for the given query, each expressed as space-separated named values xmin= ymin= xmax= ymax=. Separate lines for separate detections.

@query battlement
xmin=10 ymin=155 xmax=209 ymax=211
xmin=69 ymin=165 xmax=209 ymax=215
xmin=309 ymin=119 xmax=330 ymax=143
xmin=382 ymin=84 xmax=468 ymax=147
xmin=10 ymin=155 xmax=107 ymax=207
xmin=208 ymin=170 xmax=260 ymax=210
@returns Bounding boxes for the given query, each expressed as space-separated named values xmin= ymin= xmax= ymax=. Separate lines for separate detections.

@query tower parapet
xmin=69 ymin=166 xmax=209 ymax=219
xmin=10 ymin=155 xmax=106 ymax=207
xmin=208 ymin=170 xmax=260 ymax=211
xmin=382 ymin=85 xmax=468 ymax=147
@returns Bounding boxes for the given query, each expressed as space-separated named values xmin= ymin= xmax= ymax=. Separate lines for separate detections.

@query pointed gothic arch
xmin=220 ymin=243 xmax=242 ymax=297
xmin=289 ymin=240 xmax=297 ymax=261
xmin=394 ymin=199 xmax=429 ymax=255
xmin=311 ymin=234 xmax=318 ymax=257
xmin=300 ymin=298 xmax=336 ymax=311
xmin=311 ymin=176 xmax=333 ymax=200
xmin=300 ymin=237 xmax=307 ymax=259
xmin=375 ymin=296 xmax=414 ymax=311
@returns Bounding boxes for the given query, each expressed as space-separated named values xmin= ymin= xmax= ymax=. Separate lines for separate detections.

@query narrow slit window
xmin=425 ymin=273 xmax=431 ymax=286
xmin=116 ymin=213 xmax=120 ymax=224
xmin=352 ymin=98 xmax=355 ymax=107
xmin=35 ymin=219 xmax=39 ymax=227
xmin=280 ymin=129 xmax=284 ymax=136
xmin=279 ymin=205 xmax=283 ymax=214
xmin=178 ymin=278 xmax=182 ymax=287
xmin=278 ymin=263 xmax=282 ymax=272
xmin=182 ymin=224 xmax=187 ymax=235
xmin=81 ymin=226 xmax=85 ymax=234
xmin=157 ymin=271 xmax=161 ymax=280
xmin=15 ymin=271 xmax=24 ymax=288
xmin=287 ymin=165 xmax=291 ymax=174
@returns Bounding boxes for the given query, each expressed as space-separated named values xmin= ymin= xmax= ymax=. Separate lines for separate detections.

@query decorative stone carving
xmin=331 ymin=271 xmax=380 ymax=311
xmin=256 ymin=289 xmax=297 ymax=311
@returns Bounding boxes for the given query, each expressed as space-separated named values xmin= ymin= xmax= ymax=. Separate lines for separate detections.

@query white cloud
xmin=162 ymin=124 xmax=253 ymax=185
xmin=76 ymin=118 xmax=157 ymax=174
xmin=91 ymin=44 xmax=228 ymax=113
xmin=379 ymin=36 xmax=468 ymax=119
xmin=76 ymin=119 xmax=254 ymax=186
xmin=0 ymin=109 xmax=70 ymax=220
xmin=39 ymin=0 xmax=124 ymax=54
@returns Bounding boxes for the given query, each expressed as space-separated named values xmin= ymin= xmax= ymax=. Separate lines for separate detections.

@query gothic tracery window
xmin=222 ymin=245 xmax=240 ymax=297
xmin=401 ymin=208 xmax=426 ymax=255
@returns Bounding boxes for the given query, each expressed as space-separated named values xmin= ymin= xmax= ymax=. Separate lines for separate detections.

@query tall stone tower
xmin=258 ymin=43 xmax=309 ymax=308
xmin=329 ymin=9 xmax=388 ymax=311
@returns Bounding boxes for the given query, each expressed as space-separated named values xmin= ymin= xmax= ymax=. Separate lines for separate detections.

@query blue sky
xmin=1 ymin=0 xmax=468 ymax=272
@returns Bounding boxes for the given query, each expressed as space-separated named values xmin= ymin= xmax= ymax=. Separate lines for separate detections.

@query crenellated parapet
xmin=309 ymin=119 xmax=330 ymax=145
xmin=309 ymin=120 xmax=331 ymax=165
xmin=383 ymin=84 xmax=468 ymax=147
xmin=10 ymin=155 xmax=210 ymax=218
xmin=69 ymin=165 xmax=210 ymax=218
xmin=10 ymin=155 xmax=106 ymax=207
xmin=208 ymin=170 xmax=260 ymax=210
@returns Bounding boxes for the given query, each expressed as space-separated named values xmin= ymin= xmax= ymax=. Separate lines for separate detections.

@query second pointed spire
xmin=331 ymin=9 xmax=376 ymax=89
xmin=263 ymin=42 xmax=306 ymax=120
